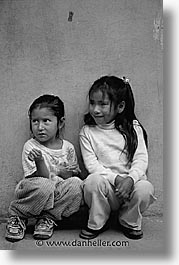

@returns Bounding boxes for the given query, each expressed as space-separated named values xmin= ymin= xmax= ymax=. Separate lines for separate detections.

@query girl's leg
xmin=6 ymin=177 xmax=56 ymax=241
xmin=83 ymin=173 xmax=120 ymax=230
xmin=118 ymin=180 xmax=156 ymax=230
xmin=46 ymin=177 xmax=83 ymax=220
xmin=33 ymin=177 xmax=83 ymax=240
xmin=9 ymin=177 xmax=56 ymax=218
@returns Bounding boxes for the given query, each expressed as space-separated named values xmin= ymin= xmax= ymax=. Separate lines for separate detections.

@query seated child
xmin=5 ymin=94 xmax=83 ymax=241
xmin=79 ymin=76 xmax=156 ymax=240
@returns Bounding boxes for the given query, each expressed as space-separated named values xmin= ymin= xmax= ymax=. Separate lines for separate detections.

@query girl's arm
xmin=22 ymin=141 xmax=50 ymax=178
xmin=57 ymin=165 xmax=81 ymax=179
xmin=57 ymin=167 xmax=73 ymax=179
xmin=128 ymin=122 xmax=148 ymax=184
xmin=28 ymin=149 xmax=49 ymax=178
xmin=114 ymin=123 xmax=147 ymax=200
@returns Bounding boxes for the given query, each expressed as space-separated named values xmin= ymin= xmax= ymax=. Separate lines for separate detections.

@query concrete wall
xmin=0 ymin=0 xmax=163 ymax=218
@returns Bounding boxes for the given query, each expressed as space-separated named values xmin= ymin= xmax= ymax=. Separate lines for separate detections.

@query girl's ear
xmin=117 ymin=101 xmax=125 ymax=114
xmin=59 ymin=116 xmax=65 ymax=129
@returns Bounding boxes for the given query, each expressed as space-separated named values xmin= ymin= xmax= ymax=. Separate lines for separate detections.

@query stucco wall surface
xmin=0 ymin=0 xmax=163 ymax=217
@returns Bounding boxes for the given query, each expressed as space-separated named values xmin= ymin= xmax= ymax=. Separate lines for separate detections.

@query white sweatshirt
xmin=79 ymin=120 xmax=148 ymax=186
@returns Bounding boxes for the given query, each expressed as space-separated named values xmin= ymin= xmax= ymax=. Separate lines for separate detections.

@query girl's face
xmin=30 ymin=107 xmax=60 ymax=145
xmin=89 ymin=90 xmax=118 ymax=125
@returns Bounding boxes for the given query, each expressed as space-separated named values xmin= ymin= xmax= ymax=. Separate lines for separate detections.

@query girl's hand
xmin=27 ymin=149 xmax=49 ymax=179
xmin=115 ymin=176 xmax=134 ymax=201
xmin=57 ymin=167 xmax=73 ymax=179
xmin=67 ymin=164 xmax=78 ymax=171
xmin=28 ymin=148 xmax=44 ymax=162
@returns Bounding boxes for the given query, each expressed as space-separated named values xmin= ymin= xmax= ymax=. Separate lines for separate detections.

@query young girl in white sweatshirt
xmin=79 ymin=76 xmax=156 ymax=240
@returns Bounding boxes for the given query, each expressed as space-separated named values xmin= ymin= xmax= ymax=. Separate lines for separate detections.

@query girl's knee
xmin=67 ymin=177 xmax=83 ymax=194
xmin=132 ymin=180 xmax=155 ymax=201
xmin=15 ymin=178 xmax=54 ymax=199
xmin=83 ymin=174 xmax=108 ymax=194
xmin=71 ymin=176 xmax=83 ymax=185
xmin=31 ymin=177 xmax=55 ymax=196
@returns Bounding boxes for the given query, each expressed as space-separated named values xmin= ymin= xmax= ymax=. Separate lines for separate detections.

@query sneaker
xmin=33 ymin=217 xmax=56 ymax=240
xmin=5 ymin=216 xmax=27 ymax=242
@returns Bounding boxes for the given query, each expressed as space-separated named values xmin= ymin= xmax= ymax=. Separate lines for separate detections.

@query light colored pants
xmin=83 ymin=173 xmax=156 ymax=230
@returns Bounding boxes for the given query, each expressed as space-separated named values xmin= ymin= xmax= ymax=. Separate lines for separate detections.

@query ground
xmin=0 ymin=214 xmax=165 ymax=256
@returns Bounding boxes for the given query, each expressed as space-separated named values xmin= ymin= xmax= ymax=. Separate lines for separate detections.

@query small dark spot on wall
xmin=68 ymin=11 xmax=74 ymax=22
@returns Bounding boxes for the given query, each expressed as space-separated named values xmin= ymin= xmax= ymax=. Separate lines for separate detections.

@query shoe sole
xmin=119 ymin=224 xmax=143 ymax=240
xmin=33 ymin=232 xmax=53 ymax=240
xmin=79 ymin=231 xmax=99 ymax=240
xmin=79 ymin=223 xmax=109 ymax=240
xmin=5 ymin=233 xmax=24 ymax=242
xmin=122 ymin=230 xmax=143 ymax=240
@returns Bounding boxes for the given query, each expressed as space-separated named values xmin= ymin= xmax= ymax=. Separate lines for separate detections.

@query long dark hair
xmin=28 ymin=94 xmax=65 ymax=138
xmin=84 ymin=76 xmax=148 ymax=163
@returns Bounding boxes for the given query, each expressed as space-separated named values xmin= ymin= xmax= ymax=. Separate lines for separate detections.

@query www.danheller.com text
xmin=35 ymin=239 xmax=130 ymax=248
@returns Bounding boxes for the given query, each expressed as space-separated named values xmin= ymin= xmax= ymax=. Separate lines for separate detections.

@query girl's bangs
xmin=89 ymin=85 xmax=108 ymax=100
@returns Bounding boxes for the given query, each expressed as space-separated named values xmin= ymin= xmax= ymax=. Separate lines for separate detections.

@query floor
xmin=0 ymin=214 xmax=165 ymax=257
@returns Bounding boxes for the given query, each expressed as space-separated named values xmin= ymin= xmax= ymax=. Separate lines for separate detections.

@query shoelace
xmin=38 ymin=218 xmax=57 ymax=228
xmin=8 ymin=216 xmax=25 ymax=229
